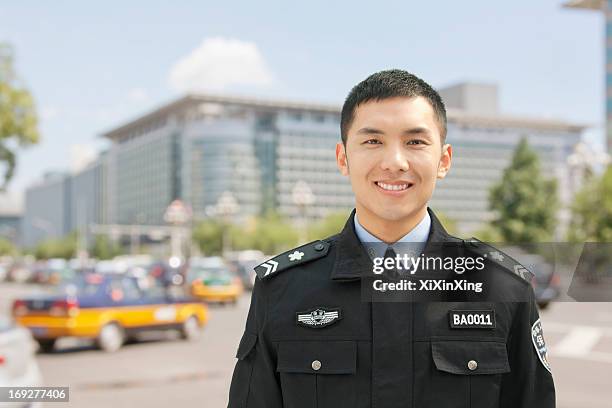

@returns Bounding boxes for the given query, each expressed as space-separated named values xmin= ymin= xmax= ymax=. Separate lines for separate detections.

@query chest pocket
xmin=277 ymin=340 xmax=357 ymax=408
xmin=416 ymin=339 xmax=510 ymax=408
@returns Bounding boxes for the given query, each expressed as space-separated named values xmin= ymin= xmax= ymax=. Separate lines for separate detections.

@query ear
xmin=336 ymin=142 xmax=349 ymax=176
xmin=437 ymin=144 xmax=452 ymax=179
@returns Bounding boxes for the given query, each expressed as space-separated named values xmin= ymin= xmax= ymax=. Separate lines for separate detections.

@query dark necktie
xmin=384 ymin=246 xmax=399 ymax=279
xmin=372 ymin=244 xmax=414 ymax=407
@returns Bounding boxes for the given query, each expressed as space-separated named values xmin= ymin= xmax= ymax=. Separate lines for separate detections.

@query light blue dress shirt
xmin=354 ymin=210 xmax=431 ymax=260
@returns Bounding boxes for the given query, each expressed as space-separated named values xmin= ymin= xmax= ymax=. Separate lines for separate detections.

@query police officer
xmin=228 ymin=70 xmax=555 ymax=408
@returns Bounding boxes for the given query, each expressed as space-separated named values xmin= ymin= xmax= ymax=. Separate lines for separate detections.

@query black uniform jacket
xmin=228 ymin=208 xmax=555 ymax=408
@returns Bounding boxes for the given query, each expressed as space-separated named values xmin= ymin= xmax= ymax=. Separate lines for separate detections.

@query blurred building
xmin=0 ymin=192 xmax=22 ymax=243
xmin=22 ymin=85 xmax=585 ymax=246
xmin=564 ymin=0 xmax=611 ymax=153
xmin=101 ymin=95 xmax=352 ymax=224
xmin=70 ymin=156 xmax=107 ymax=237
xmin=21 ymin=157 xmax=107 ymax=248
xmin=21 ymin=172 xmax=72 ymax=247
xmin=437 ymin=83 xmax=584 ymax=233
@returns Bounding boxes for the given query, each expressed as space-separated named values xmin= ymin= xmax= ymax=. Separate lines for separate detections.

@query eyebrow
xmin=356 ymin=126 xmax=432 ymax=137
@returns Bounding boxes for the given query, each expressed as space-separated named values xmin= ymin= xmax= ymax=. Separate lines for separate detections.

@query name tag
xmin=449 ymin=310 xmax=496 ymax=329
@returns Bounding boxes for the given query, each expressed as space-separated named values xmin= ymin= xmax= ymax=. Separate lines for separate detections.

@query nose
xmin=379 ymin=143 xmax=410 ymax=172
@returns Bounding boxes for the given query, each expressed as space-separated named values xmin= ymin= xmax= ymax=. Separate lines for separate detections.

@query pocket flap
xmin=236 ymin=332 xmax=257 ymax=360
xmin=277 ymin=340 xmax=356 ymax=374
xmin=431 ymin=340 xmax=510 ymax=375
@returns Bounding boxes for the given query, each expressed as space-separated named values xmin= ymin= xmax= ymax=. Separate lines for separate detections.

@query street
xmin=1 ymin=283 xmax=611 ymax=407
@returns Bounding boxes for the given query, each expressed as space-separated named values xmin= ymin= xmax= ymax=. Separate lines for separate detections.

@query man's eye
xmin=407 ymin=139 xmax=426 ymax=145
xmin=364 ymin=139 xmax=381 ymax=145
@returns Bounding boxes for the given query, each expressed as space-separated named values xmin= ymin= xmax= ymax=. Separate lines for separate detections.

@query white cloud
xmin=168 ymin=37 xmax=273 ymax=92
xmin=69 ymin=144 xmax=97 ymax=173
xmin=126 ymin=87 xmax=150 ymax=103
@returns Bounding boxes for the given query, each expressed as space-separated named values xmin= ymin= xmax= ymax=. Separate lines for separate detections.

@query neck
xmin=355 ymin=205 xmax=428 ymax=244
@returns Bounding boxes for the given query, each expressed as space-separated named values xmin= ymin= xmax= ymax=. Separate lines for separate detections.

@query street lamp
xmin=215 ymin=191 xmax=240 ymax=257
xmin=292 ymin=181 xmax=315 ymax=244
xmin=567 ymin=142 xmax=611 ymax=193
xmin=164 ymin=200 xmax=192 ymax=265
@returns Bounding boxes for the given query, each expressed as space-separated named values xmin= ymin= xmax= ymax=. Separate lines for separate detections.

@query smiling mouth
xmin=375 ymin=181 xmax=414 ymax=192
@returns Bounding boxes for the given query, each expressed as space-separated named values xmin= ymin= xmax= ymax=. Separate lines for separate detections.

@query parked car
xmin=6 ymin=261 xmax=34 ymax=284
xmin=0 ymin=317 xmax=43 ymax=407
xmin=226 ymin=250 xmax=266 ymax=291
xmin=521 ymin=254 xmax=561 ymax=309
xmin=31 ymin=259 xmax=77 ymax=285
xmin=187 ymin=258 xmax=243 ymax=304
xmin=12 ymin=273 xmax=208 ymax=353
xmin=0 ymin=264 xmax=7 ymax=282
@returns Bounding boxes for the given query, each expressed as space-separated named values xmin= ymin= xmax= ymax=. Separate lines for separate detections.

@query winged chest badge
xmin=296 ymin=307 xmax=342 ymax=328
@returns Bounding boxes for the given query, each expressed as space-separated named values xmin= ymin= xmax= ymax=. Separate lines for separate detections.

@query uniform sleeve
xmin=227 ymin=278 xmax=283 ymax=408
xmin=500 ymin=288 xmax=556 ymax=408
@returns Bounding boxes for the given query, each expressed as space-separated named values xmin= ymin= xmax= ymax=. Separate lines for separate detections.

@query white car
xmin=0 ymin=317 xmax=43 ymax=408
xmin=0 ymin=265 xmax=6 ymax=282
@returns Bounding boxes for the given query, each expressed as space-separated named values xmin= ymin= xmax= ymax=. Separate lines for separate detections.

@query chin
xmin=373 ymin=205 xmax=421 ymax=222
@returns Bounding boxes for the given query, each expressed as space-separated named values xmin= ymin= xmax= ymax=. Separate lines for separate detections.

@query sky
xmin=0 ymin=0 xmax=605 ymax=198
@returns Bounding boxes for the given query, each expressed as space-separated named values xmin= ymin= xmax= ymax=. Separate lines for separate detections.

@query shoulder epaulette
xmin=254 ymin=240 xmax=331 ymax=280
xmin=463 ymin=237 xmax=534 ymax=283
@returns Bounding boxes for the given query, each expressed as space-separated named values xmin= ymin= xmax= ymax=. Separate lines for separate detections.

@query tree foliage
xmin=568 ymin=165 xmax=612 ymax=242
xmin=306 ymin=210 xmax=351 ymax=240
xmin=89 ymin=235 xmax=123 ymax=260
xmin=488 ymin=138 xmax=558 ymax=243
xmin=192 ymin=218 xmax=225 ymax=256
xmin=0 ymin=43 xmax=39 ymax=188
xmin=34 ymin=233 xmax=77 ymax=260
xmin=0 ymin=237 xmax=16 ymax=256
xmin=433 ymin=211 xmax=458 ymax=237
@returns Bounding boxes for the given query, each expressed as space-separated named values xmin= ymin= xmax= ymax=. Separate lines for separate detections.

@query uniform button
xmin=311 ymin=360 xmax=322 ymax=371
xmin=314 ymin=243 xmax=325 ymax=251
xmin=467 ymin=360 xmax=478 ymax=371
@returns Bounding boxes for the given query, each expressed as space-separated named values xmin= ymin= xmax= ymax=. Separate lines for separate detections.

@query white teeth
xmin=377 ymin=182 xmax=409 ymax=191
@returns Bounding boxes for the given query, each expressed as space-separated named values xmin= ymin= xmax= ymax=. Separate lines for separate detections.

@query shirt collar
xmin=353 ymin=210 xmax=431 ymax=259
xmin=331 ymin=207 xmax=454 ymax=281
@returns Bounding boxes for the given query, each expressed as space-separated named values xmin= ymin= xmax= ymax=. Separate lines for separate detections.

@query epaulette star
xmin=254 ymin=240 xmax=330 ymax=280
xmin=463 ymin=237 xmax=535 ymax=283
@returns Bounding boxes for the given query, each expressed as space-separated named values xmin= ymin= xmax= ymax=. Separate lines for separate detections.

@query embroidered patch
xmin=531 ymin=318 xmax=552 ymax=373
xmin=296 ymin=307 xmax=342 ymax=328
xmin=288 ymin=250 xmax=304 ymax=261
xmin=449 ymin=310 xmax=496 ymax=329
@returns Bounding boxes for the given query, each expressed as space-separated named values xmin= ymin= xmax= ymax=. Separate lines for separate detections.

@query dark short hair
xmin=340 ymin=69 xmax=447 ymax=144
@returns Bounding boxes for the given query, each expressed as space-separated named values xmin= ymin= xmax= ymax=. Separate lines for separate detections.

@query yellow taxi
xmin=12 ymin=273 xmax=208 ymax=352
xmin=187 ymin=258 xmax=243 ymax=305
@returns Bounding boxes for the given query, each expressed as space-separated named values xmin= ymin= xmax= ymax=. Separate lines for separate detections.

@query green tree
xmin=193 ymin=211 xmax=300 ymax=256
xmin=434 ymin=211 xmax=459 ymax=237
xmin=240 ymin=211 xmax=298 ymax=255
xmin=307 ymin=209 xmax=351 ymax=240
xmin=568 ymin=165 xmax=612 ymax=242
xmin=0 ymin=237 xmax=16 ymax=256
xmin=192 ymin=219 xmax=224 ymax=255
xmin=34 ymin=233 xmax=77 ymax=259
xmin=488 ymin=138 xmax=558 ymax=243
xmin=0 ymin=43 xmax=39 ymax=188
xmin=89 ymin=235 xmax=122 ymax=260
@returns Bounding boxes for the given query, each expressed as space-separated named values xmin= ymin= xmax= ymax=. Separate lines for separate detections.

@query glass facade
xmin=22 ymin=93 xmax=583 ymax=246
xmin=115 ymin=130 xmax=175 ymax=225
xmin=432 ymin=123 xmax=581 ymax=233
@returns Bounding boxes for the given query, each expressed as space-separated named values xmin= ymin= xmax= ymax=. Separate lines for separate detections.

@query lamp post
xmin=563 ymin=142 xmax=610 ymax=239
xmin=292 ymin=181 xmax=315 ymax=244
xmin=164 ymin=200 xmax=192 ymax=266
xmin=215 ymin=191 xmax=240 ymax=257
xmin=567 ymin=142 xmax=610 ymax=194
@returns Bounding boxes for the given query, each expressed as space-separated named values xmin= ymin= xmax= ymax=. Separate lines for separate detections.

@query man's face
xmin=336 ymin=96 xmax=452 ymax=226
